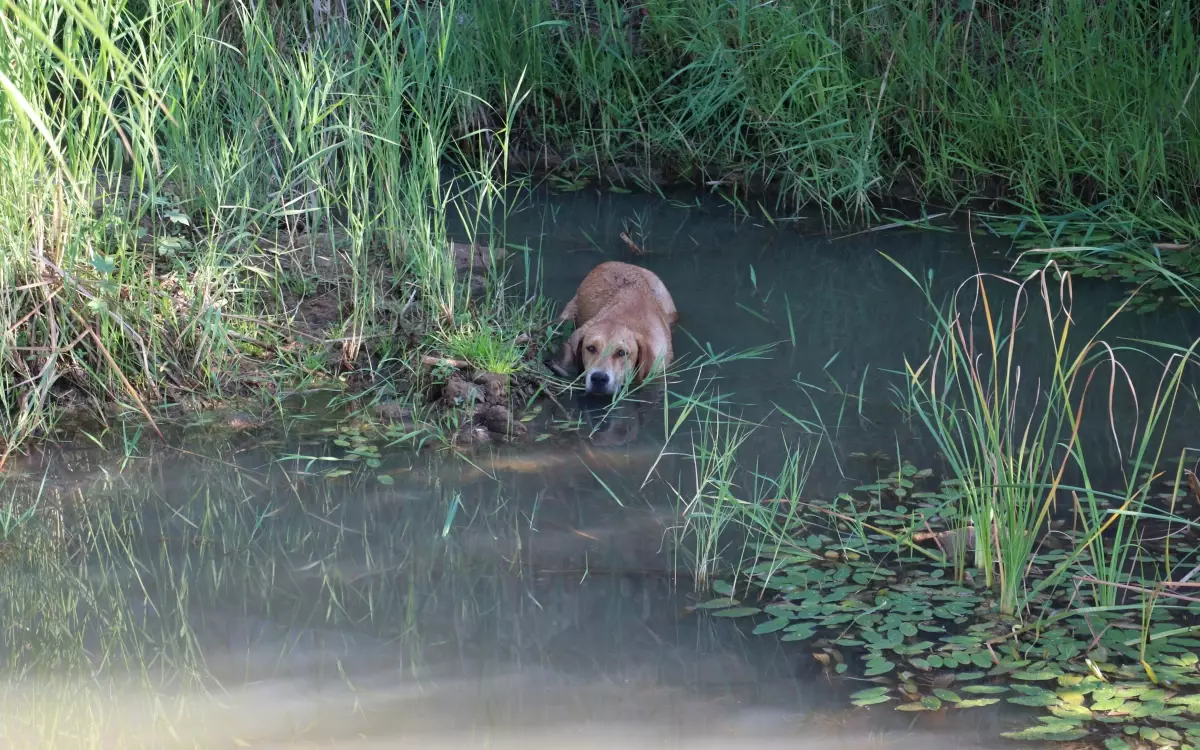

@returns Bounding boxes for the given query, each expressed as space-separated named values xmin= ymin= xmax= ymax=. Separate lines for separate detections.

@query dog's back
xmin=566 ymin=261 xmax=677 ymax=327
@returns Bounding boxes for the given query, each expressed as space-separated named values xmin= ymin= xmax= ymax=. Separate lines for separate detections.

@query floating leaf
xmin=1091 ymin=695 xmax=1129 ymax=712
xmin=763 ymin=604 xmax=800 ymax=619
xmin=963 ymin=685 xmax=1008 ymax=695
xmin=895 ymin=702 xmax=928 ymax=712
xmin=1129 ymin=699 xmax=1166 ymax=718
xmin=921 ymin=695 xmax=943 ymax=711
xmin=1168 ymin=694 xmax=1200 ymax=708
xmin=970 ymin=651 xmax=994 ymax=668
xmin=1056 ymin=689 xmax=1087 ymax=705
xmin=753 ymin=617 xmax=790 ymax=635
xmin=941 ymin=636 xmax=979 ymax=646
xmin=1048 ymin=702 xmax=1092 ymax=720
xmin=1000 ymin=725 xmax=1088 ymax=741
xmin=696 ymin=598 xmax=739 ymax=609
xmin=376 ymin=474 xmax=394 ymax=485
xmin=1157 ymin=727 xmax=1182 ymax=742
xmin=932 ymin=689 xmax=961 ymax=703
xmin=782 ymin=623 xmax=817 ymax=641
xmin=851 ymin=687 xmax=892 ymax=706
xmin=712 ymin=580 xmax=735 ymax=596
xmin=711 ymin=607 xmax=760 ymax=618
xmin=1008 ymin=694 xmax=1058 ymax=707
xmin=1013 ymin=669 xmax=1062 ymax=681
xmin=957 ymin=698 xmax=1001 ymax=708
xmin=864 ymin=658 xmax=896 ymax=676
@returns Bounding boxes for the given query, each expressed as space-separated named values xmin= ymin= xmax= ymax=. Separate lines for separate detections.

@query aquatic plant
xmin=889 ymin=257 xmax=1198 ymax=617
xmin=678 ymin=255 xmax=1200 ymax=745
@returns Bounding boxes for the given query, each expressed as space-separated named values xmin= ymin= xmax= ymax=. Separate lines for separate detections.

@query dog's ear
xmin=634 ymin=332 xmax=659 ymax=383
xmin=561 ymin=326 xmax=586 ymax=376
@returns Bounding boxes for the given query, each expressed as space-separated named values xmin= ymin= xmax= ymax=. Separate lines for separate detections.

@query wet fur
xmin=557 ymin=262 xmax=678 ymax=395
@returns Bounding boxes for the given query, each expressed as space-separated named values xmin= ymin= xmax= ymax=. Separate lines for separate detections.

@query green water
xmin=1 ymin=189 xmax=1195 ymax=748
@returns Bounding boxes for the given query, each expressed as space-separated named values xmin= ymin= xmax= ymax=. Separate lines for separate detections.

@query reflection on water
xmin=0 ymin=437 xmax=1011 ymax=749
xmin=3 ymin=190 xmax=1194 ymax=748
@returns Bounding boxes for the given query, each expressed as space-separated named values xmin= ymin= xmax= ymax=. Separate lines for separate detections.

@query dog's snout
xmin=589 ymin=371 xmax=610 ymax=387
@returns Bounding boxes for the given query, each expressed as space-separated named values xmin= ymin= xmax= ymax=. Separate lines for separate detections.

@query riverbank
xmin=1 ymin=0 xmax=1197 ymax=454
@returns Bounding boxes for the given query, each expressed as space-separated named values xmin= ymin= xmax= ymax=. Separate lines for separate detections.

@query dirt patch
xmin=292 ymin=292 xmax=344 ymax=332
xmin=429 ymin=369 xmax=542 ymax=447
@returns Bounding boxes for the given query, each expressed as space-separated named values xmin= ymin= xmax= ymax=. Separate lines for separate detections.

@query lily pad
xmin=957 ymin=698 xmax=1001 ymax=708
xmin=864 ymin=657 xmax=896 ymax=677
xmin=753 ymin=617 xmax=790 ymax=635
xmin=711 ymin=607 xmax=761 ymax=618
xmin=850 ymin=687 xmax=892 ymax=706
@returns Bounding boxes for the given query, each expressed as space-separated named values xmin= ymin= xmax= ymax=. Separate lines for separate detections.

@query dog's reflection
xmin=577 ymin=396 xmax=643 ymax=447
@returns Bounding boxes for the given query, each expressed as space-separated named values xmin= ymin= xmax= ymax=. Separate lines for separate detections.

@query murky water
xmin=2 ymin=189 xmax=1196 ymax=748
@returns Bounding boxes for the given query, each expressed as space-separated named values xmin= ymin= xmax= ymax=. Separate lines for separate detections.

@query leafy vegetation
xmin=2 ymin=0 xmax=1198 ymax=739
xmin=1 ymin=0 xmax=1197 ymax=458
xmin=682 ymin=263 xmax=1200 ymax=747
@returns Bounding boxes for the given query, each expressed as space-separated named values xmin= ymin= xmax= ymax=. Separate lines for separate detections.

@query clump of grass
xmin=890 ymin=254 xmax=1198 ymax=617
xmin=0 ymin=0 xmax=549 ymax=456
xmin=434 ymin=324 xmax=526 ymax=375
xmin=466 ymin=0 xmax=1200 ymax=229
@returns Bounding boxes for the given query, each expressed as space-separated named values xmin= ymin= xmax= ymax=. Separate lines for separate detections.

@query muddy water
xmin=1 ymin=190 xmax=1196 ymax=748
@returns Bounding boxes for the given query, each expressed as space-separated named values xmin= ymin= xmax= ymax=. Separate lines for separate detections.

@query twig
xmin=1074 ymin=574 xmax=1200 ymax=604
xmin=421 ymin=355 xmax=471 ymax=369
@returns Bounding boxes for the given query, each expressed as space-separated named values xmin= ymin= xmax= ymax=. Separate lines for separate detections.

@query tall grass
xmin=463 ymin=0 xmax=1200 ymax=228
xmin=0 ymin=0 xmax=541 ymax=457
xmin=2 ymin=0 xmax=1196 ymax=457
xmin=669 ymin=255 xmax=1198 ymax=624
xmin=894 ymin=257 xmax=1200 ymax=616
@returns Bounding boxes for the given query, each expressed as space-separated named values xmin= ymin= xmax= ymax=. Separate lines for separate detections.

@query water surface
xmin=2 ymin=188 xmax=1196 ymax=748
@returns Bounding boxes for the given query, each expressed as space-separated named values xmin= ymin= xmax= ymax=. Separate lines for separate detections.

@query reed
xmin=2 ymin=0 xmax=1196 ymax=455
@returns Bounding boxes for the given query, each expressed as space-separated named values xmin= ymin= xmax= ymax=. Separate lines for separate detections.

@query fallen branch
xmin=619 ymin=231 xmax=644 ymax=255
xmin=421 ymin=354 xmax=471 ymax=369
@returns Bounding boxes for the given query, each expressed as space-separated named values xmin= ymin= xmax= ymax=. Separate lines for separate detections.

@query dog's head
xmin=562 ymin=321 xmax=652 ymax=396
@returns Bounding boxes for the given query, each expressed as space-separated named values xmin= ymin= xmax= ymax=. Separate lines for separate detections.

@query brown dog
xmin=557 ymin=262 xmax=678 ymax=395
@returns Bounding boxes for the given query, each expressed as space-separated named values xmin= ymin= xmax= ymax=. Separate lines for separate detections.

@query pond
xmin=1 ymin=188 xmax=1196 ymax=748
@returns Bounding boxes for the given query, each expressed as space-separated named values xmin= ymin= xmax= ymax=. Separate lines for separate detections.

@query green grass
xmin=669 ymin=261 xmax=1200 ymax=744
xmin=1 ymin=0 xmax=1197 ymax=456
xmin=435 ymin=325 xmax=526 ymax=375
xmin=678 ymin=257 xmax=1200 ymax=612
xmin=892 ymin=258 xmax=1199 ymax=615
xmin=0 ymin=0 xmax=548 ymax=457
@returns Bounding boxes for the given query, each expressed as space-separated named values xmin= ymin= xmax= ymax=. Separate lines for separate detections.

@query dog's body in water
xmin=556 ymin=262 xmax=678 ymax=396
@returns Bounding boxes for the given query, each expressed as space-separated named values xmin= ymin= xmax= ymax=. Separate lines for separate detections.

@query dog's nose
xmin=589 ymin=371 xmax=610 ymax=387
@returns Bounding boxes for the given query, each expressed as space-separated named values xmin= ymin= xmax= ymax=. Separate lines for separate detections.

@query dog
xmin=555 ymin=261 xmax=678 ymax=396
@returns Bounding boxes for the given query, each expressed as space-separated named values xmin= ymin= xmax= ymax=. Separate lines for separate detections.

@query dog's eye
xmin=615 ymin=349 xmax=627 ymax=358
xmin=586 ymin=345 xmax=598 ymax=354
